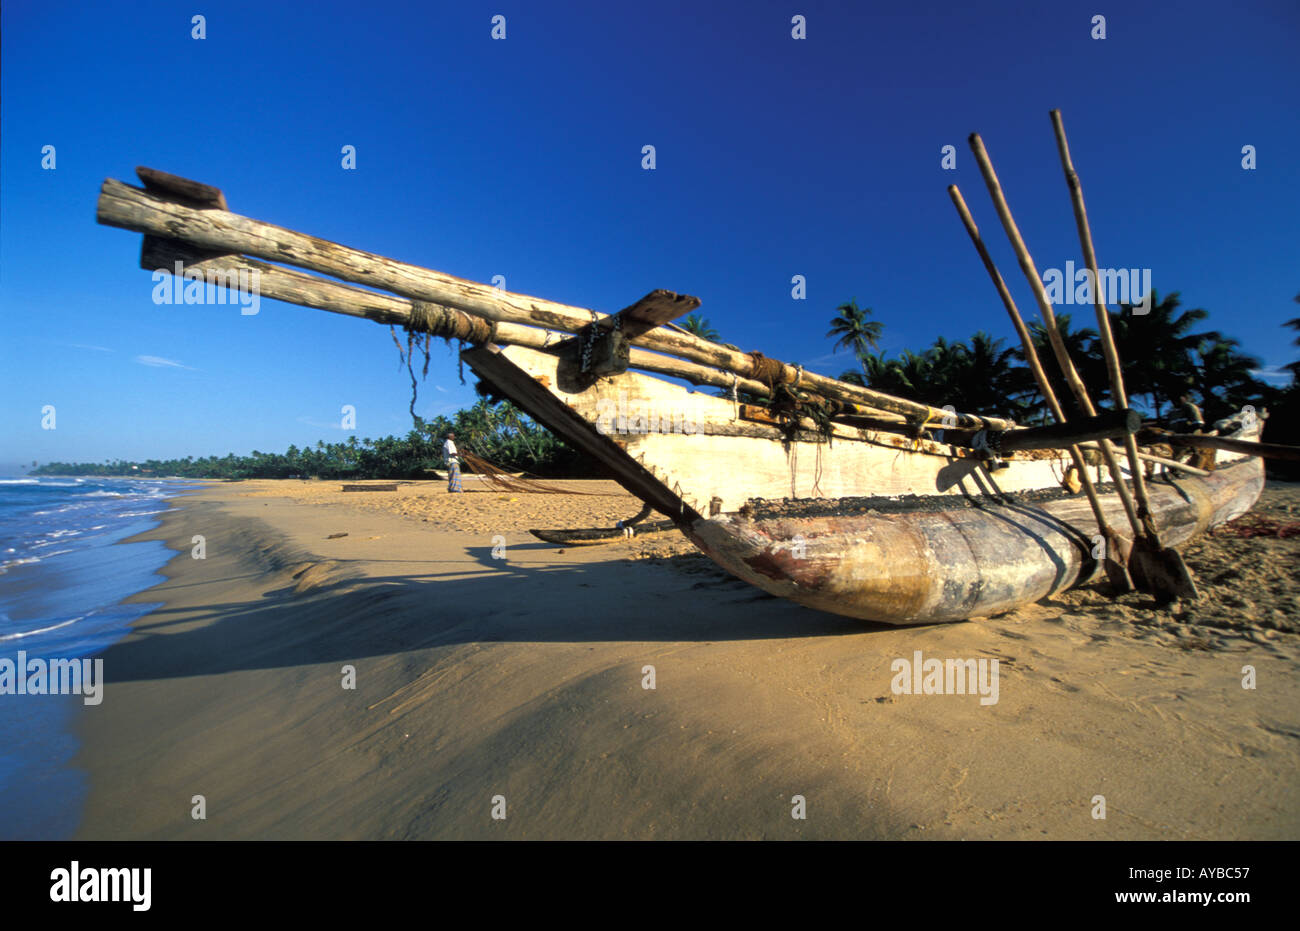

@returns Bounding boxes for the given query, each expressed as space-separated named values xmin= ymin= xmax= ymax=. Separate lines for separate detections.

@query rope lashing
xmin=393 ymin=302 xmax=499 ymax=424
xmin=406 ymin=301 xmax=498 ymax=344
xmin=745 ymin=351 xmax=788 ymax=390
xmin=912 ymin=409 xmax=935 ymax=449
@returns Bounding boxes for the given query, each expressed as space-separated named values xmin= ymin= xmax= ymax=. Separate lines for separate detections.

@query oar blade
xmin=1101 ymin=527 xmax=1134 ymax=593
xmin=1129 ymin=541 xmax=1199 ymax=603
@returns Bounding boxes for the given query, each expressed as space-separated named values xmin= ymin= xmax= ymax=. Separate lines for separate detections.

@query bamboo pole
xmin=948 ymin=184 xmax=1133 ymax=590
xmin=1084 ymin=446 xmax=1210 ymax=476
xmin=967 ymin=135 xmax=1144 ymax=535
xmin=98 ymin=176 xmax=1016 ymax=432
xmin=1149 ymin=433 xmax=1300 ymax=462
xmin=969 ymin=131 xmax=1197 ymax=600
xmin=1048 ymin=109 xmax=1163 ymax=535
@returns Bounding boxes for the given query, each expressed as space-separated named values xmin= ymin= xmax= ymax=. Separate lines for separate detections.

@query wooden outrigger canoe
xmin=93 ymin=162 xmax=1269 ymax=626
xmin=464 ymin=343 xmax=1264 ymax=624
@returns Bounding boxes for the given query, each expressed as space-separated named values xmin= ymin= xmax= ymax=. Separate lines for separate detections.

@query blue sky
xmin=2 ymin=0 xmax=1297 ymax=467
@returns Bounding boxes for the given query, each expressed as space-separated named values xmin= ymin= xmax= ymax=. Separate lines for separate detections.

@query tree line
xmin=819 ymin=291 xmax=1279 ymax=424
xmin=32 ymin=398 xmax=587 ymax=480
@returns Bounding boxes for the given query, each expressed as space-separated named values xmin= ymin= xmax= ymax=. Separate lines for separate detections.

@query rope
xmin=406 ymin=301 xmax=497 ymax=344
xmin=393 ymin=302 xmax=500 ymax=415
xmin=912 ymin=409 xmax=935 ymax=449
xmin=746 ymin=351 xmax=788 ymax=390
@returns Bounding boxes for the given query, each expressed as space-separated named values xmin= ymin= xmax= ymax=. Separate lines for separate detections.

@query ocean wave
xmin=0 ymin=615 xmax=85 ymax=641
xmin=0 ymin=556 xmax=41 ymax=573
xmin=0 ymin=479 xmax=38 ymax=485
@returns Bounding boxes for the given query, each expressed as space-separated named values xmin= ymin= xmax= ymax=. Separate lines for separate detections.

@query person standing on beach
xmin=443 ymin=431 xmax=463 ymax=493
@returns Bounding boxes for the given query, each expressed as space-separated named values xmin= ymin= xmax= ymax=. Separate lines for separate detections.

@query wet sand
xmin=73 ymin=477 xmax=1300 ymax=839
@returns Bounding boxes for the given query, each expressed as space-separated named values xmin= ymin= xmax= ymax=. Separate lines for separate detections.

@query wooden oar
xmin=968 ymin=132 xmax=1196 ymax=602
xmin=1047 ymin=111 xmax=1198 ymax=600
xmin=948 ymin=185 xmax=1133 ymax=591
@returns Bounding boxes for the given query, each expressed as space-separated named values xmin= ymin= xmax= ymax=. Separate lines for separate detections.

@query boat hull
xmin=686 ymin=457 xmax=1263 ymax=623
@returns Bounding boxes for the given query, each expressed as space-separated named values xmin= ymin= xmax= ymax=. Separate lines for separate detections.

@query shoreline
xmin=71 ymin=480 xmax=1300 ymax=839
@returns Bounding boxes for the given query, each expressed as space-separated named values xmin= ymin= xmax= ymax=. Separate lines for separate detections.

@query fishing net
xmin=1213 ymin=514 xmax=1300 ymax=539
xmin=458 ymin=450 xmax=624 ymax=496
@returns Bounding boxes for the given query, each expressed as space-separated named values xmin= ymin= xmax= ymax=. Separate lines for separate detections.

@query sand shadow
xmin=100 ymin=542 xmax=895 ymax=683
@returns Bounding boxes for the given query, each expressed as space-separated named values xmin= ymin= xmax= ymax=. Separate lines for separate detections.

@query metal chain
xmin=580 ymin=310 xmax=621 ymax=372
xmin=581 ymin=309 xmax=599 ymax=371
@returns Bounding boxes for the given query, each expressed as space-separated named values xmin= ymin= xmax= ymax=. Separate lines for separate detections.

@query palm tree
xmin=1017 ymin=313 xmax=1102 ymax=418
xmin=1190 ymin=336 xmax=1263 ymax=422
xmin=1284 ymin=293 xmax=1300 ymax=379
xmin=955 ymin=331 xmax=1029 ymax=420
xmin=681 ymin=313 xmax=718 ymax=342
xmin=1109 ymin=291 xmax=1212 ymax=417
xmin=827 ymin=299 xmax=884 ymax=366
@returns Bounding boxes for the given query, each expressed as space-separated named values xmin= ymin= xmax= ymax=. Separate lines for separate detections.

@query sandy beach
xmin=73 ymin=477 xmax=1300 ymax=840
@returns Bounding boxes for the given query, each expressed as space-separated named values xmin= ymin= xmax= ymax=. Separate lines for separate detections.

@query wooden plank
xmin=136 ymin=167 xmax=228 ymax=210
xmin=460 ymin=344 xmax=700 ymax=523
xmin=552 ymin=289 xmax=700 ymax=375
xmin=609 ymin=289 xmax=700 ymax=339
xmin=491 ymin=344 xmax=1085 ymax=515
xmin=529 ymin=519 xmax=677 ymax=545
xmin=997 ymin=408 xmax=1139 ymax=453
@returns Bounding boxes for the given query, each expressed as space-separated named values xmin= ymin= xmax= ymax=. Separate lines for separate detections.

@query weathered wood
xmin=997 ymin=409 xmax=1140 ymax=453
xmin=98 ymin=174 xmax=1016 ymax=431
xmin=140 ymin=237 xmax=779 ymax=397
xmin=530 ymin=519 xmax=677 ymax=545
xmin=136 ymin=167 xmax=228 ymax=210
xmin=688 ymin=456 xmax=1263 ymax=624
xmin=949 ymin=182 xmax=1134 ymax=592
xmin=967 ymin=135 xmax=1142 ymax=532
xmin=967 ymin=134 xmax=1198 ymax=601
xmin=1152 ymin=432 xmax=1300 ymax=462
xmin=460 ymin=344 xmax=701 ymax=523
xmin=1079 ymin=445 xmax=1210 ymax=476
xmin=1049 ymin=110 xmax=1168 ymax=549
xmin=483 ymin=344 xmax=1100 ymax=516
xmin=555 ymin=289 xmax=701 ymax=377
xmin=608 ymin=289 xmax=701 ymax=339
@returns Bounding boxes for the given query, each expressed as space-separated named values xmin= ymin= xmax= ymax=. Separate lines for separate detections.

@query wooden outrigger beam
xmin=1142 ymin=431 xmax=1300 ymax=463
xmin=97 ymin=169 xmax=1018 ymax=432
xmin=139 ymin=237 xmax=774 ymax=398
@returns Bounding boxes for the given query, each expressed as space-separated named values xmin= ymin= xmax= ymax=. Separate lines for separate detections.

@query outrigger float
xmin=96 ymin=113 xmax=1274 ymax=624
